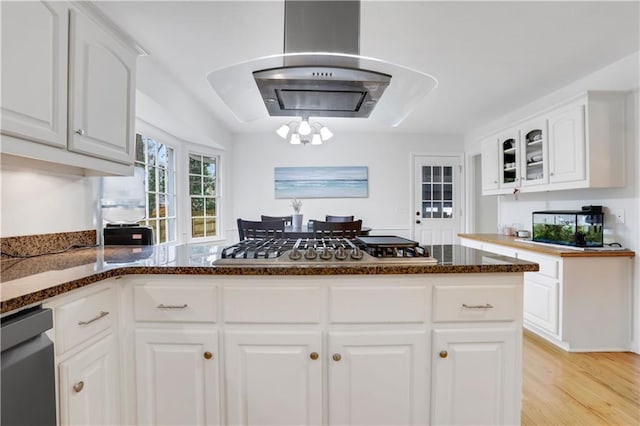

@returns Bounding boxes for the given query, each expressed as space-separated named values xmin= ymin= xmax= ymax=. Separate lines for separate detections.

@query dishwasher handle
xmin=0 ymin=307 xmax=53 ymax=352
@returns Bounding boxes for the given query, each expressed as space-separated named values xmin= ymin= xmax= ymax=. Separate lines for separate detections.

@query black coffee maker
xmin=103 ymin=223 xmax=154 ymax=245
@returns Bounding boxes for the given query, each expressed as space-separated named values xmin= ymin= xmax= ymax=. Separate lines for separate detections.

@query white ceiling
xmin=94 ymin=1 xmax=639 ymax=136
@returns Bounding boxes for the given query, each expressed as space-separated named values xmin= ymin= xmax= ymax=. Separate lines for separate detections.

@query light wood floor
xmin=522 ymin=331 xmax=640 ymax=425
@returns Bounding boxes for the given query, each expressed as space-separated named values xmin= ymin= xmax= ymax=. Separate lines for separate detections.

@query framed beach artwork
xmin=274 ymin=166 xmax=368 ymax=198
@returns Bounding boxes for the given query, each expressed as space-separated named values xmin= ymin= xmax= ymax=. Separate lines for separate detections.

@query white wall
xmin=230 ymin=132 xmax=464 ymax=240
xmin=0 ymin=155 xmax=98 ymax=237
xmin=135 ymin=56 xmax=232 ymax=151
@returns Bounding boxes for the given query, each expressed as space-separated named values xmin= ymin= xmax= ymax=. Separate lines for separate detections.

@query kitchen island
xmin=1 ymin=243 xmax=537 ymax=425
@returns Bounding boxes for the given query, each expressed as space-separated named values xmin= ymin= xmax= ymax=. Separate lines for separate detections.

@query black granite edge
xmin=0 ymin=262 xmax=539 ymax=314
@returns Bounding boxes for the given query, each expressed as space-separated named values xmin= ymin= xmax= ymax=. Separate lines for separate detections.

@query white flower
xmin=290 ymin=199 xmax=302 ymax=213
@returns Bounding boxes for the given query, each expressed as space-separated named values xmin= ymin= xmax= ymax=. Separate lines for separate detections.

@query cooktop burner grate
xmin=219 ymin=236 xmax=432 ymax=262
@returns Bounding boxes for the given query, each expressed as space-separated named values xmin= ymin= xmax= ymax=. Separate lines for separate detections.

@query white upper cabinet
xmin=497 ymin=128 xmax=520 ymax=189
xmin=68 ymin=9 xmax=136 ymax=164
xmin=548 ymin=103 xmax=586 ymax=184
xmin=1 ymin=1 xmax=68 ymax=147
xmin=480 ymin=137 xmax=500 ymax=193
xmin=479 ymin=91 xmax=627 ymax=195
xmin=0 ymin=1 xmax=138 ymax=175
xmin=519 ymin=117 xmax=548 ymax=187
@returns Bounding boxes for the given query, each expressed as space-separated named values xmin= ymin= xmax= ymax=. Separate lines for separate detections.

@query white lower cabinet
xmin=328 ymin=330 xmax=427 ymax=425
xmin=224 ymin=330 xmax=322 ymax=426
xmin=461 ymin=237 xmax=633 ymax=351
xmin=58 ymin=334 xmax=119 ymax=426
xmin=431 ymin=328 xmax=519 ymax=425
xmin=44 ymin=280 xmax=121 ymax=426
xmin=523 ymin=274 xmax=559 ymax=335
xmin=135 ymin=328 xmax=220 ymax=425
xmin=112 ymin=275 xmax=524 ymax=425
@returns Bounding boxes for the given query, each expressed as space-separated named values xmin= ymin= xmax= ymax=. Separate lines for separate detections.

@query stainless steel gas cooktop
xmin=213 ymin=236 xmax=438 ymax=266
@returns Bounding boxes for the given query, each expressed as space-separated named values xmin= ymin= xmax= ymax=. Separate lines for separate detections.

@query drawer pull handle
xmin=462 ymin=303 xmax=494 ymax=309
xmin=78 ymin=311 xmax=109 ymax=326
xmin=157 ymin=304 xmax=188 ymax=309
xmin=73 ymin=381 xmax=84 ymax=393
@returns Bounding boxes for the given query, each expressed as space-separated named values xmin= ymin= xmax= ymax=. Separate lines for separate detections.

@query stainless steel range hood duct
xmin=254 ymin=0 xmax=391 ymax=119
xmin=206 ymin=0 xmax=437 ymax=126
xmin=284 ymin=0 xmax=360 ymax=57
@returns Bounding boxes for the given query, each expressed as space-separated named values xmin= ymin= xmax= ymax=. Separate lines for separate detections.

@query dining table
xmin=283 ymin=225 xmax=371 ymax=238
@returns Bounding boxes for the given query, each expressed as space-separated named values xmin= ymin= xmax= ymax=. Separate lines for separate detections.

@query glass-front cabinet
xmin=498 ymin=130 xmax=519 ymax=189
xmin=491 ymin=120 xmax=548 ymax=193
xmin=519 ymin=118 xmax=548 ymax=187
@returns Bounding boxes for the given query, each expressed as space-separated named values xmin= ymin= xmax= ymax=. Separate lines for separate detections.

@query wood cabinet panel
xmin=135 ymin=328 xmax=220 ymax=425
xmin=328 ymin=330 xmax=428 ymax=425
xmin=68 ymin=9 xmax=135 ymax=164
xmin=431 ymin=328 xmax=519 ymax=425
xmin=1 ymin=1 xmax=68 ymax=147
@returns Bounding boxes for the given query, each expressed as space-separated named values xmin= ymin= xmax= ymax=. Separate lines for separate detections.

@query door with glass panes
xmin=413 ymin=156 xmax=461 ymax=245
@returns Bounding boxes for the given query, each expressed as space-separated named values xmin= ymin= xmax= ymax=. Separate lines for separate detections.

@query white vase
xmin=292 ymin=213 xmax=303 ymax=229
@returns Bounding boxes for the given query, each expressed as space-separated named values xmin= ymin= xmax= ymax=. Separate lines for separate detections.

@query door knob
xmin=416 ymin=220 xmax=421 ymax=224
xmin=73 ymin=381 xmax=84 ymax=393
xmin=203 ymin=351 xmax=213 ymax=360
xmin=332 ymin=353 xmax=342 ymax=362
xmin=310 ymin=352 xmax=319 ymax=360
xmin=74 ymin=129 xmax=85 ymax=136
xmin=439 ymin=351 xmax=448 ymax=358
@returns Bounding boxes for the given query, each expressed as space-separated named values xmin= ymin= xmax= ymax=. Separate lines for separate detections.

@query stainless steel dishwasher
xmin=1 ymin=306 xmax=56 ymax=425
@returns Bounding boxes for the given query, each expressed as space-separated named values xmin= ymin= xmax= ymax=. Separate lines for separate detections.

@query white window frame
xmin=135 ymin=119 xmax=226 ymax=245
xmin=133 ymin=129 xmax=178 ymax=245
xmin=185 ymin=147 xmax=223 ymax=242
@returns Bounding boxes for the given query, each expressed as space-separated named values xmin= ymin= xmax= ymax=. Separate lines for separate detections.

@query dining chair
xmin=260 ymin=215 xmax=293 ymax=226
xmin=325 ymin=215 xmax=355 ymax=222
xmin=312 ymin=220 xmax=362 ymax=238
xmin=237 ymin=219 xmax=285 ymax=240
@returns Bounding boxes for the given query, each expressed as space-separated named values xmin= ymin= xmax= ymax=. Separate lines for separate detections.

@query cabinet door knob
xmin=439 ymin=351 xmax=448 ymax=359
xmin=310 ymin=352 xmax=319 ymax=360
xmin=203 ymin=351 xmax=213 ymax=360
xmin=415 ymin=220 xmax=421 ymax=224
xmin=332 ymin=353 xmax=342 ymax=362
xmin=73 ymin=381 xmax=84 ymax=393
xmin=74 ymin=129 xmax=85 ymax=136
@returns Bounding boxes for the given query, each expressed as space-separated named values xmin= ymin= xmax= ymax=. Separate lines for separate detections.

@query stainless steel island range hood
xmin=207 ymin=0 xmax=437 ymax=126
xmin=252 ymin=0 xmax=391 ymax=119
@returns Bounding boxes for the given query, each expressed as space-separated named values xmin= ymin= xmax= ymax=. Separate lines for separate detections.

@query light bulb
xmin=311 ymin=133 xmax=322 ymax=145
xmin=290 ymin=133 xmax=301 ymax=145
xmin=319 ymin=125 xmax=333 ymax=141
xmin=276 ymin=124 xmax=290 ymax=139
xmin=298 ymin=119 xmax=311 ymax=136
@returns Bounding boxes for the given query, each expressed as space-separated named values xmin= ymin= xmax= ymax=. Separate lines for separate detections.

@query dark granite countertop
xmin=1 ymin=243 xmax=538 ymax=314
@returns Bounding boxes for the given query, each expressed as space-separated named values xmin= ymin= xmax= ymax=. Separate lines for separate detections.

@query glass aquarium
xmin=532 ymin=209 xmax=604 ymax=247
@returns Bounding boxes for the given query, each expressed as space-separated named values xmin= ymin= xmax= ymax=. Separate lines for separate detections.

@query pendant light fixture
xmin=276 ymin=117 xmax=333 ymax=146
